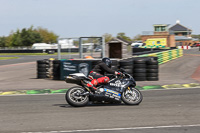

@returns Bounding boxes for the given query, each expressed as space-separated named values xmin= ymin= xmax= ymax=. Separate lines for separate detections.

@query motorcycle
xmin=65 ymin=69 xmax=143 ymax=107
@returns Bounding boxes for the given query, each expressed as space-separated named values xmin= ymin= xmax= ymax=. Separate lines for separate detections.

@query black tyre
xmin=134 ymin=59 xmax=146 ymax=64
xmin=53 ymin=72 xmax=60 ymax=76
xmin=53 ymin=76 xmax=60 ymax=80
xmin=37 ymin=74 xmax=47 ymax=79
xmin=37 ymin=72 xmax=47 ymax=75
xmin=146 ymin=73 xmax=158 ymax=77
xmin=66 ymin=86 xmax=89 ymax=107
xmin=133 ymin=73 xmax=146 ymax=77
xmin=147 ymin=65 xmax=158 ymax=69
xmin=53 ymin=60 xmax=60 ymax=64
xmin=147 ymin=60 xmax=158 ymax=65
xmin=122 ymin=87 xmax=143 ymax=105
xmin=146 ymin=77 xmax=159 ymax=81
xmin=124 ymin=68 xmax=133 ymax=74
xmin=53 ymin=64 xmax=60 ymax=68
xmin=134 ymin=77 xmax=146 ymax=81
xmin=120 ymin=65 xmax=133 ymax=69
xmin=146 ymin=69 xmax=158 ymax=73
xmin=37 ymin=68 xmax=48 ymax=72
xmin=134 ymin=64 xmax=146 ymax=68
xmin=134 ymin=68 xmax=146 ymax=73
xmin=53 ymin=68 xmax=60 ymax=72
xmin=37 ymin=64 xmax=50 ymax=68
xmin=111 ymin=66 xmax=118 ymax=70
xmin=119 ymin=61 xmax=133 ymax=66
xmin=111 ymin=60 xmax=118 ymax=65
xmin=37 ymin=60 xmax=49 ymax=64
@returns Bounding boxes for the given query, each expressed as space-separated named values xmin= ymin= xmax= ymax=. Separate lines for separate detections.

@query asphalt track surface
xmin=0 ymin=88 xmax=200 ymax=133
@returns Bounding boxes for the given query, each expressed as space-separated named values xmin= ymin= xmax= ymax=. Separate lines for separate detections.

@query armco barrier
xmin=137 ymin=49 xmax=183 ymax=64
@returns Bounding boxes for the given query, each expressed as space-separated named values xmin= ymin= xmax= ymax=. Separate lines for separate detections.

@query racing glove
xmin=115 ymin=71 xmax=123 ymax=76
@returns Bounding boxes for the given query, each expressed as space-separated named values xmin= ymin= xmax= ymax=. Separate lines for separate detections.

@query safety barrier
xmin=137 ymin=49 xmax=183 ymax=65
xmin=178 ymin=46 xmax=191 ymax=49
xmin=36 ymin=49 xmax=182 ymax=81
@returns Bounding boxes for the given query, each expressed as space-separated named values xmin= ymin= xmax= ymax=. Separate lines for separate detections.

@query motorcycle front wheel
xmin=65 ymin=86 xmax=89 ymax=107
xmin=122 ymin=87 xmax=143 ymax=105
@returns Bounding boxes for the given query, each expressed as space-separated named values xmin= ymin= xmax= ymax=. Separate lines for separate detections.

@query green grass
xmin=0 ymin=52 xmax=78 ymax=56
xmin=0 ymin=57 xmax=19 ymax=60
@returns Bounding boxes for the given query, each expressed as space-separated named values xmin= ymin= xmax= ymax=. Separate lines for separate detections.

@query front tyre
xmin=65 ymin=86 xmax=89 ymax=107
xmin=122 ymin=87 xmax=143 ymax=105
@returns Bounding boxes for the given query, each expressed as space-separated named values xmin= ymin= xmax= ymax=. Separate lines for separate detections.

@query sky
xmin=0 ymin=0 xmax=200 ymax=38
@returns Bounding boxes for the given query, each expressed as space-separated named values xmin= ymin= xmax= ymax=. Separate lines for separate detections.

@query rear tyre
xmin=122 ymin=87 xmax=143 ymax=105
xmin=66 ymin=86 xmax=89 ymax=107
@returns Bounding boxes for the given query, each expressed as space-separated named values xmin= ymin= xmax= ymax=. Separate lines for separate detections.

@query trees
xmin=9 ymin=27 xmax=43 ymax=47
xmin=0 ymin=26 xmax=58 ymax=47
xmin=35 ymin=27 xmax=58 ymax=44
xmin=191 ymin=35 xmax=200 ymax=41
xmin=0 ymin=27 xmax=144 ymax=47
xmin=117 ymin=32 xmax=132 ymax=42
xmin=103 ymin=33 xmax=113 ymax=43
xmin=0 ymin=36 xmax=7 ymax=47
xmin=133 ymin=34 xmax=142 ymax=41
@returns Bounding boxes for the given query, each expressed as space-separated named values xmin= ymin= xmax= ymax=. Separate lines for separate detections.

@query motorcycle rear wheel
xmin=122 ymin=87 xmax=143 ymax=105
xmin=66 ymin=86 xmax=89 ymax=107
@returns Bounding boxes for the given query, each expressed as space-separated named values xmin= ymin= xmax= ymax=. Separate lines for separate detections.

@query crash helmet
xmin=102 ymin=57 xmax=112 ymax=68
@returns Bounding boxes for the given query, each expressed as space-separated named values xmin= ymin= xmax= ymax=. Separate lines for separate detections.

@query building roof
xmin=108 ymin=37 xmax=130 ymax=45
xmin=153 ymin=24 xmax=170 ymax=27
xmin=169 ymin=23 xmax=192 ymax=32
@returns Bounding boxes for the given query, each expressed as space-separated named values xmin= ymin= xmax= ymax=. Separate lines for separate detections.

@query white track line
xmin=21 ymin=124 xmax=200 ymax=133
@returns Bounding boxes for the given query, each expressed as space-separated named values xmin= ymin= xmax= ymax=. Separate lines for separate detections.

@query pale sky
xmin=0 ymin=0 xmax=199 ymax=38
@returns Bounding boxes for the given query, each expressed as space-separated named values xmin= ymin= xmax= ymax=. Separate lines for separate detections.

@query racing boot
xmin=86 ymin=79 xmax=98 ymax=93
xmin=88 ymin=86 xmax=97 ymax=93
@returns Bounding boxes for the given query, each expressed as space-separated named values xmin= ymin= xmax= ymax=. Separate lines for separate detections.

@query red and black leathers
xmin=87 ymin=61 xmax=115 ymax=92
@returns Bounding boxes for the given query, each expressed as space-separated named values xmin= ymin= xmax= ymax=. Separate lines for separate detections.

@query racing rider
xmin=87 ymin=57 xmax=122 ymax=92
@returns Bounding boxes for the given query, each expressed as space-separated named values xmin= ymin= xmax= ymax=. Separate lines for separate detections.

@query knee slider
xmin=104 ymin=77 xmax=109 ymax=83
xmin=91 ymin=79 xmax=98 ymax=86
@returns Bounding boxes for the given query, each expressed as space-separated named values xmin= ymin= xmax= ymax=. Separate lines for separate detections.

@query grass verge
xmin=0 ymin=53 xmax=78 ymax=56
xmin=0 ymin=57 xmax=19 ymax=60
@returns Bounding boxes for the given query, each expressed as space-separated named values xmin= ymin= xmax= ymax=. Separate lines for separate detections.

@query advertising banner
xmin=60 ymin=60 xmax=92 ymax=80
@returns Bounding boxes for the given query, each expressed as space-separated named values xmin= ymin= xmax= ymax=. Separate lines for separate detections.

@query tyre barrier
xmin=36 ymin=57 xmax=158 ymax=81
xmin=37 ymin=60 xmax=50 ymax=79
xmin=118 ymin=57 xmax=159 ymax=81
xmin=146 ymin=59 xmax=159 ymax=81
xmin=111 ymin=60 xmax=119 ymax=71
xmin=133 ymin=58 xmax=147 ymax=81
xmin=53 ymin=60 xmax=61 ymax=80
xmin=119 ymin=59 xmax=134 ymax=76
xmin=91 ymin=59 xmax=101 ymax=69
xmin=90 ymin=59 xmax=118 ymax=71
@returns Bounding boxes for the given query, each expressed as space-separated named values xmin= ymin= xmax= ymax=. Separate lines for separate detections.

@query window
xmin=155 ymin=27 xmax=160 ymax=31
xmin=157 ymin=41 xmax=161 ymax=44
xmin=161 ymin=26 xmax=166 ymax=31
xmin=155 ymin=26 xmax=166 ymax=32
